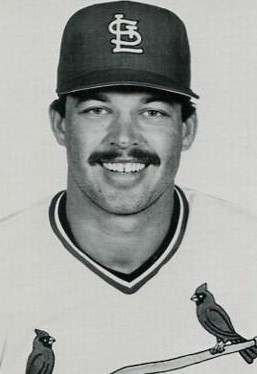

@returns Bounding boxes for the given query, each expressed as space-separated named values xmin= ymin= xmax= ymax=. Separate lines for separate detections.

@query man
xmin=0 ymin=2 xmax=256 ymax=373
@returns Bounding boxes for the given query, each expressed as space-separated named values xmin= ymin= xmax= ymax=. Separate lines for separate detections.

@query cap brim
xmin=57 ymin=69 xmax=199 ymax=99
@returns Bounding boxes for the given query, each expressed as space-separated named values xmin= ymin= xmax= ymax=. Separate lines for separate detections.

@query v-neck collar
xmin=49 ymin=186 xmax=189 ymax=294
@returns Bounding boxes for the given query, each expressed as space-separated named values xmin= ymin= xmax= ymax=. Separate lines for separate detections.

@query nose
xmin=105 ymin=113 xmax=144 ymax=149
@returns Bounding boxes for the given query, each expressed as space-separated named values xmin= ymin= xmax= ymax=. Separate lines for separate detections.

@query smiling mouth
xmin=101 ymin=162 xmax=148 ymax=173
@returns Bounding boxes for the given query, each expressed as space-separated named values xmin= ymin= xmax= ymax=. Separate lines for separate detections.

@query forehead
xmin=68 ymin=86 xmax=184 ymax=105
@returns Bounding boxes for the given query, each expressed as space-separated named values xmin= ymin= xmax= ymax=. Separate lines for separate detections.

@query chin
xmin=99 ymin=203 xmax=146 ymax=216
xmin=94 ymin=196 xmax=153 ymax=215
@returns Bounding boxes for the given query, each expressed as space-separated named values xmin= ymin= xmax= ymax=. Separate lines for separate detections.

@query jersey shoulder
xmin=183 ymin=186 xmax=257 ymax=228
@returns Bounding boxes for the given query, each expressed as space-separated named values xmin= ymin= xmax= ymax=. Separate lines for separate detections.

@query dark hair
xmin=50 ymin=87 xmax=196 ymax=122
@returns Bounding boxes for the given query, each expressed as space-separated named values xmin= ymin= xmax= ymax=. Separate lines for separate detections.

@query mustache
xmin=88 ymin=148 xmax=161 ymax=166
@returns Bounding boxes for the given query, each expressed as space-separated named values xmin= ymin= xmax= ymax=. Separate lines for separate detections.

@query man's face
xmin=53 ymin=88 xmax=193 ymax=215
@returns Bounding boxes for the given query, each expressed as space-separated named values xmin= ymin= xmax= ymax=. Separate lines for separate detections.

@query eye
xmin=79 ymin=107 xmax=111 ymax=116
xmin=140 ymin=109 xmax=169 ymax=119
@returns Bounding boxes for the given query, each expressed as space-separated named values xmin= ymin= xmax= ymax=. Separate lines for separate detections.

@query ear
xmin=49 ymin=103 xmax=67 ymax=146
xmin=182 ymin=111 xmax=198 ymax=151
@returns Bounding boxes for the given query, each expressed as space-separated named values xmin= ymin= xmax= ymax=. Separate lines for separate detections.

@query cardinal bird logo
xmin=25 ymin=329 xmax=55 ymax=374
xmin=191 ymin=283 xmax=257 ymax=364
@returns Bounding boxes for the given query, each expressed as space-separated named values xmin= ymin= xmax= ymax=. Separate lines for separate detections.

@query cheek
xmin=66 ymin=127 xmax=99 ymax=163
xmin=149 ymin=129 xmax=183 ymax=162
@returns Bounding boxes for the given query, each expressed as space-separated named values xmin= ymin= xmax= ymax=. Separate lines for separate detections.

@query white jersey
xmin=0 ymin=186 xmax=256 ymax=373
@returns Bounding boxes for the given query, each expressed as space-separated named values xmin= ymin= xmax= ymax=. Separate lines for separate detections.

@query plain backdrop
xmin=1 ymin=0 xmax=257 ymax=217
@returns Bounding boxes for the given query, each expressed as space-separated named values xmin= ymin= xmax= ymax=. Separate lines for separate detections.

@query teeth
xmin=102 ymin=162 xmax=146 ymax=173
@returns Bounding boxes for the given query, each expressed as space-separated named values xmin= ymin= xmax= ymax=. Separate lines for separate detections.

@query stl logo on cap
xmin=108 ymin=14 xmax=144 ymax=54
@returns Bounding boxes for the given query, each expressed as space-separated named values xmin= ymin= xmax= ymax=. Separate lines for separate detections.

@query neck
xmin=66 ymin=182 xmax=175 ymax=274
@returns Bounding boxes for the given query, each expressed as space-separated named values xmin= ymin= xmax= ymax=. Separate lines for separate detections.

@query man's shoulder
xmin=181 ymin=186 xmax=257 ymax=258
xmin=179 ymin=186 xmax=257 ymax=279
xmin=0 ymin=194 xmax=58 ymax=282
xmin=183 ymin=186 xmax=257 ymax=225
xmin=0 ymin=192 xmax=77 ymax=321
xmin=0 ymin=196 xmax=51 ymax=232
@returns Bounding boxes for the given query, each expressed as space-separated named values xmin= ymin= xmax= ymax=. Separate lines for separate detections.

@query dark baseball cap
xmin=57 ymin=1 xmax=199 ymax=99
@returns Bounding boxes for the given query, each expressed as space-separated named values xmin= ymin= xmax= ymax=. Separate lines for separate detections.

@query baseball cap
xmin=57 ymin=1 xmax=199 ymax=99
